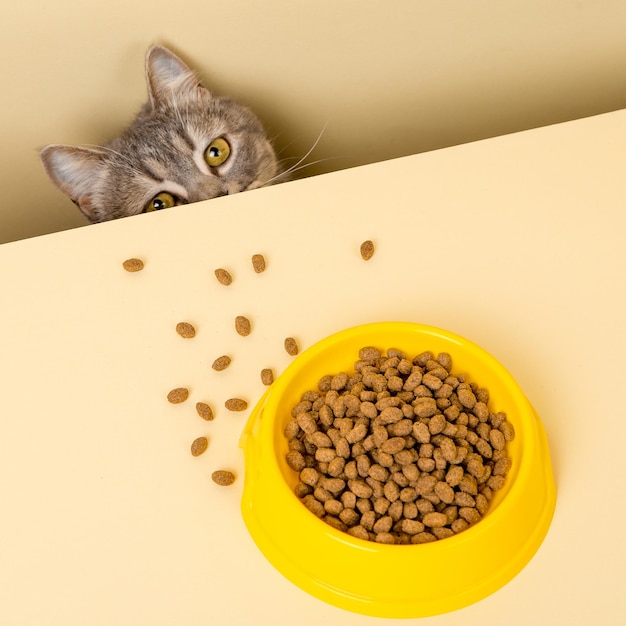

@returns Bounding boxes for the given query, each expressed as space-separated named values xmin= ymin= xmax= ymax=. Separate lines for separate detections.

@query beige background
xmin=1 ymin=109 xmax=625 ymax=625
xmin=1 ymin=0 xmax=626 ymax=244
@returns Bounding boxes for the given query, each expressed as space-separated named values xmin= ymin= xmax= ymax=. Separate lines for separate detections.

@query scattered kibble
xmin=122 ymin=258 xmax=144 ymax=272
xmin=284 ymin=337 xmax=299 ymax=356
xmin=261 ymin=368 xmax=274 ymax=386
xmin=235 ymin=316 xmax=251 ymax=336
xmin=251 ymin=254 xmax=266 ymax=273
xmin=167 ymin=387 xmax=189 ymax=404
xmin=284 ymin=348 xmax=515 ymax=544
xmin=176 ymin=322 xmax=196 ymax=338
xmin=195 ymin=402 xmax=214 ymax=421
xmin=212 ymin=470 xmax=236 ymax=486
xmin=191 ymin=436 xmax=209 ymax=457
xmin=212 ymin=355 xmax=232 ymax=371
xmin=225 ymin=398 xmax=248 ymax=412
xmin=360 ymin=240 xmax=375 ymax=261
xmin=214 ymin=268 xmax=233 ymax=285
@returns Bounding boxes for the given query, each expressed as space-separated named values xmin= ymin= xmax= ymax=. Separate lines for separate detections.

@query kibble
xmin=261 ymin=368 xmax=274 ymax=386
xmin=122 ymin=257 xmax=144 ymax=272
xmin=235 ymin=316 xmax=251 ymax=336
xmin=284 ymin=348 xmax=515 ymax=544
xmin=360 ymin=240 xmax=375 ymax=261
xmin=167 ymin=387 xmax=189 ymax=404
xmin=214 ymin=268 xmax=232 ymax=285
xmin=175 ymin=322 xmax=196 ymax=338
xmin=225 ymin=398 xmax=248 ymax=411
xmin=284 ymin=337 xmax=299 ymax=356
xmin=195 ymin=402 xmax=214 ymax=421
xmin=251 ymin=254 xmax=266 ymax=273
xmin=211 ymin=470 xmax=236 ymax=486
xmin=190 ymin=436 xmax=209 ymax=457
xmin=212 ymin=355 xmax=232 ymax=371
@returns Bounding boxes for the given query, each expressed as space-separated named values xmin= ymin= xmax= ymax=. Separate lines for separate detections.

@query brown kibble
xmin=286 ymin=450 xmax=306 ymax=472
xmin=122 ymin=257 xmax=144 ymax=272
xmin=212 ymin=355 xmax=232 ymax=371
xmin=225 ymin=398 xmax=248 ymax=411
xmin=175 ymin=322 xmax=196 ymax=338
xmin=211 ymin=470 xmax=236 ymax=486
xmin=260 ymin=368 xmax=274 ymax=386
xmin=190 ymin=436 xmax=208 ymax=457
xmin=195 ymin=402 xmax=214 ymax=421
xmin=285 ymin=345 xmax=513 ymax=544
xmin=167 ymin=387 xmax=189 ymax=404
xmin=235 ymin=316 xmax=251 ymax=336
xmin=360 ymin=239 xmax=375 ymax=260
xmin=500 ymin=420 xmax=516 ymax=442
xmin=284 ymin=337 xmax=299 ymax=356
xmin=422 ymin=512 xmax=449 ymax=528
xmin=214 ymin=268 xmax=233 ymax=285
xmin=251 ymin=254 xmax=266 ymax=273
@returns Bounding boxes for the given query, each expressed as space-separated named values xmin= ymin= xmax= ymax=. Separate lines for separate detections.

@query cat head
xmin=40 ymin=45 xmax=279 ymax=222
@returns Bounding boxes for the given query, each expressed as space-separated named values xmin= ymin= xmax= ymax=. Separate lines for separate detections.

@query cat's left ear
xmin=145 ymin=45 xmax=204 ymax=108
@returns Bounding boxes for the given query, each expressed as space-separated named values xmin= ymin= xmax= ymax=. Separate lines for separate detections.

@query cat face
xmin=40 ymin=46 xmax=279 ymax=222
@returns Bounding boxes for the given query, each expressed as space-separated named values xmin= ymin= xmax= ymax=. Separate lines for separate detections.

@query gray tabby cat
xmin=40 ymin=45 xmax=280 ymax=222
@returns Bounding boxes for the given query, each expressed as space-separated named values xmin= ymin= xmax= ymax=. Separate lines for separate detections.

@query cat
xmin=40 ymin=45 xmax=281 ymax=223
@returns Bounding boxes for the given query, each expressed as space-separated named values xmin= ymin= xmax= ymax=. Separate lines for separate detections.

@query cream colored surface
xmin=1 ymin=1 xmax=626 ymax=244
xmin=1 ymin=110 xmax=625 ymax=624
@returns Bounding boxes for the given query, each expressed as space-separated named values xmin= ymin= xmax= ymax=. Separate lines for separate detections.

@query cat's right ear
xmin=145 ymin=45 xmax=201 ymax=108
xmin=40 ymin=145 xmax=108 ymax=222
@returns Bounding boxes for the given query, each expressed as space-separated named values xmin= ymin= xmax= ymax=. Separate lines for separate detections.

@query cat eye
xmin=144 ymin=192 xmax=177 ymax=212
xmin=204 ymin=137 xmax=231 ymax=168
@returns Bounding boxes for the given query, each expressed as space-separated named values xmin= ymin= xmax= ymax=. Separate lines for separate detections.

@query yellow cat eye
xmin=145 ymin=192 xmax=176 ymax=212
xmin=204 ymin=137 xmax=231 ymax=167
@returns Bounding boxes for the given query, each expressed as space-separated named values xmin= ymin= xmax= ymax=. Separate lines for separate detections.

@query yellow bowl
xmin=239 ymin=322 xmax=556 ymax=618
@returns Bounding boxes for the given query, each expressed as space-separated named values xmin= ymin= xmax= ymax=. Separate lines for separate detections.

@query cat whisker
xmin=262 ymin=122 xmax=329 ymax=187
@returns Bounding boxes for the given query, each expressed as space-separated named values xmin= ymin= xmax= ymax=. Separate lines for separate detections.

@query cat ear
xmin=40 ymin=145 xmax=109 ymax=222
xmin=145 ymin=45 xmax=203 ymax=107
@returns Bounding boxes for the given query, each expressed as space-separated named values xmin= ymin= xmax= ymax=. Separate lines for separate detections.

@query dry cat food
xmin=284 ymin=337 xmax=299 ymax=356
xmin=225 ymin=398 xmax=248 ymax=412
xmin=167 ymin=387 xmax=189 ymax=404
xmin=212 ymin=355 xmax=232 ymax=371
xmin=212 ymin=470 xmax=236 ymax=486
xmin=284 ymin=347 xmax=515 ymax=545
xmin=252 ymin=254 xmax=266 ymax=273
xmin=191 ymin=436 xmax=209 ymax=457
xmin=235 ymin=315 xmax=252 ymax=336
xmin=360 ymin=240 xmax=375 ymax=261
xmin=176 ymin=322 xmax=196 ymax=338
xmin=261 ymin=368 xmax=275 ymax=386
xmin=196 ymin=402 xmax=214 ymax=421
xmin=122 ymin=257 xmax=144 ymax=272
xmin=214 ymin=268 xmax=233 ymax=285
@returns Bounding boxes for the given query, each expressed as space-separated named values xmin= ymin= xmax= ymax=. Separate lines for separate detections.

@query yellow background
xmin=1 ymin=0 xmax=626 ymax=244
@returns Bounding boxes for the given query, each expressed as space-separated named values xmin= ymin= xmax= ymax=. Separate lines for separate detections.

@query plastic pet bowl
xmin=239 ymin=322 xmax=556 ymax=618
